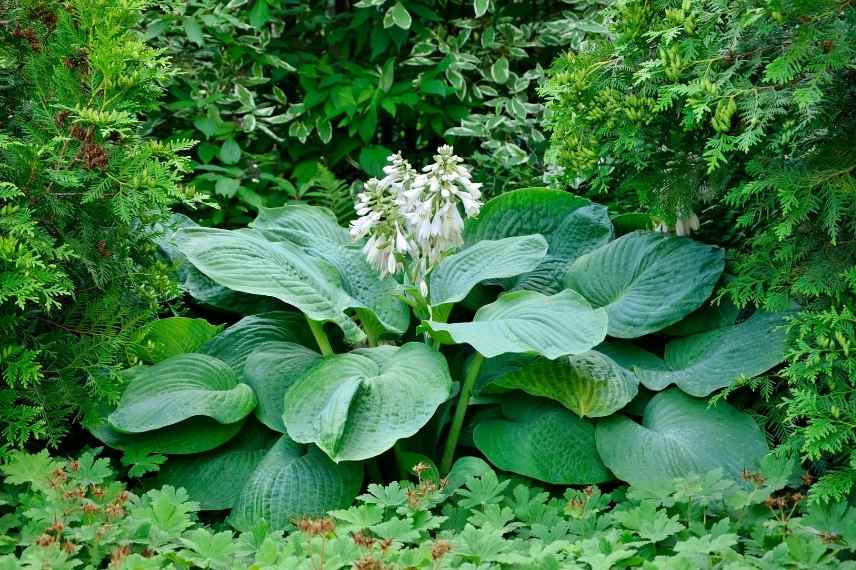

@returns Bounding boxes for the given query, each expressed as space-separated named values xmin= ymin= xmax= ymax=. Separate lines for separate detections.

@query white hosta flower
xmin=351 ymin=146 xmax=482 ymax=282
xmin=675 ymin=211 xmax=700 ymax=237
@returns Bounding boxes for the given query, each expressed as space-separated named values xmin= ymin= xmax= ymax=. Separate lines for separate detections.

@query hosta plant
xmin=91 ymin=149 xmax=790 ymax=530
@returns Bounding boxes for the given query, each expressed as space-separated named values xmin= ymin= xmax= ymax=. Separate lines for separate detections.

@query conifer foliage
xmin=543 ymin=0 xmax=856 ymax=502
xmin=0 ymin=0 xmax=206 ymax=452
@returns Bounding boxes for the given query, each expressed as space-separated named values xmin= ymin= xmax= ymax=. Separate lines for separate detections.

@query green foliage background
xmin=143 ymin=0 xmax=608 ymax=226
xmin=542 ymin=0 xmax=856 ymax=502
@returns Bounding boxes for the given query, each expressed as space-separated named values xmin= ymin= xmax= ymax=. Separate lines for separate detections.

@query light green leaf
xmin=176 ymin=228 xmax=365 ymax=344
xmin=595 ymin=389 xmax=769 ymax=489
xmin=473 ymin=0 xmax=490 ymax=18
xmin=152 ymin=420 xmax=279 ymax=510
xmin=598 ymin=311 xmax=789 ymax=397
xmin=385 ymin=2 xmax=411 ymax=29
xmin=490 ymin=57 xmax=509 ymax=84
xmin=243 ymin=342 xmax=321 ymax=432
xmin=474 ymin=396 xmax=612 ymax=484
xmin=200 ymin=312 xmax=316 ymax=374
xmin=464 ymin=189 xmax=612 ymax=294
xmin=429 ymin=235 xmax=548 ymax=307
xmin=315 ymin=118 xmax=333 ymax=144
xmin=108 ymin=354 xmax=256 ymax=434
xmin=219 ymin=138 xmax=241 ymax=165
xmin=229 ymin=436 xmax=363 ymax=531
xmin=488 ymin=351 xmax=639 ymax=418
xmin=424 ymin=290 xmax=607 ymax=359
xmin=283 ymin=343 xmax=452 ymax=462
xmin=565 ymin=231 xmax=725 ymax=338
xmin=182 ymin=16 xmax=204 ymax=46
xmin=135 ymin=317 xmax=223 ymax=364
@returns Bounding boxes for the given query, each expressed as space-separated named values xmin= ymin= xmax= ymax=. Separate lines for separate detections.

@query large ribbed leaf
xmin=151 ymin=419 xmax=279 ymax=510
xmin=474 ymin=396 xmax=612 ymax=484
xmin=463 ymin=189 xmax=613 ymax=294
xmin=90 ymin=415 xmax=245 ymax=455
xmin=243 ymin=342 xmax=321 ymax=432
xmin=135 ymin=317 xmax=223 ymax=364
xmin=429 ymin=235 xmax=548 ymax=307
xmin=157 ymin=213 xmax=282 ymax=315
xmin=595 ymin=389 xmax=768 ymax=489
xmin=599 ymin=311 xmax=789 ymax=397
xmin=176 ymin=227 xmax=365 ymax=343
xmin=200 ymin=312 xmax=315 ymax=375
xmin=252 ymin=204 xmax=350 ymax=244
xmin=424 ymin=290 xmax=607 ymax=359
xmin=108 ymin=354 xmax=256 ymax=433
xmin=229 ymin=436 xmax=363 ymax=531
xmin=283 ymin=343 xmax=452 ymax=462
xmin=252 ymin=205 xmax=409 ymax=336
xmin=564 ymin=231 xmax=724 ymax=338
xmin=487 ymin=352 xmax=638 ymax=418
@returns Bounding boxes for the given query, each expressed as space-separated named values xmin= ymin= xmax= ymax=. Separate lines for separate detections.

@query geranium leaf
xmin=474 ymin=396 xmax=613 ymax=484
xmin=108 ymin=354 xmax=256 ymax=433
xmin=424 ymin=290 xmax=607 ymax=359
xmin=565 ymin=231 xmax=725 ymax=338
xmin=283 ymin=343 xmax=452 ymax=462
xmin=595 ymin=389 xmax=768 ymax=489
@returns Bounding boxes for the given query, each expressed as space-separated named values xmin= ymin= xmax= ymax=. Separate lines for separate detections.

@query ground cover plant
xmin=542 ymin=0 xmax=856 ymax=503
xmin=2 ymin=449 xmax=855 ymax=568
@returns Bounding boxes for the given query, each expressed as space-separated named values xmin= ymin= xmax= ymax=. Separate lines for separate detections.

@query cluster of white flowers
xmin=350 ymin=145 xmax=483 ymax=290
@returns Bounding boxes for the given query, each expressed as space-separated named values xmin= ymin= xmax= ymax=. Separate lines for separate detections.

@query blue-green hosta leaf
xmin=463 ymin=188 xmax=613 ymax=294
xmin=283 ymin=343 xmax=453 ymax=462
xmin=595 ymin=389 xmax=768 ymax=489
xmin=200 ymin=312 xmax=315 ymax=374
xmin=108 ymin=354 xmax=256 ymax=434
xmin=253 ymin=205 xmax=409 ymax=336
xmin=598 ymin=311 xmax=789 ymax=397
xmin=90 ymin=414 xmax=245 ymax=456
xmin=242 ymin=342 xmax=321 ymax=432
xmin=152 ymin=420 xmax=279 ymax=510
xmin=424 ymin=290 xmax=607 ymax=359
xmin=252 ymin=204 xmax=350 ymax=244
xmin=564 ymin=231 xmax=725 ymax=338
xmin=229 ymin=436 xmax=363 ymax=531
xmin=156 ymin=214 xmax=282 ymax=315
xmin=135 ymin=317 xmax=223 ymax=364
xmin=487 ymin=351 xmax=638 ymax=418
xmin=474 ymin=396 xmax=612 ymax=484
xmin=429 ymin=235 xmax=548 ymax=307
xmin=176 ymin=227 xmax=365 ymax=344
